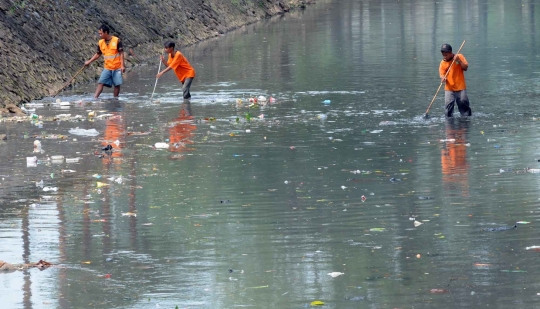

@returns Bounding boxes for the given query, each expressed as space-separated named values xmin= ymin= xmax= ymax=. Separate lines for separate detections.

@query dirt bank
xmin=0 ymin=0 xmax=312 ymax=107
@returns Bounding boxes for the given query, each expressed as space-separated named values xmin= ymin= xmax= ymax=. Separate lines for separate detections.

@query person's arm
xmin=439 ymin=62 xmax=446 ymax=83
xmin=455 ymin=54 xmax=468 ymax=71
xmin=157 ymin=54 xmax=177 ymax=78
xmin=120 ymin=51 xmax=125 ymax=73
xmin=117 ymin=39 xmax=125 ymax=73
xmin=159 ymin=54 xmax=168 ymax=67
xmin=84 ymin=53 xmax=101 ymax=66
xmin=157 ymin=65 xmax=173 ymax=78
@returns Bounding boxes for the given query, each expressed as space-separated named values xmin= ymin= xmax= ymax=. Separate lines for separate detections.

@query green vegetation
xmin=7 ymin=1 xmax=26 ymax=16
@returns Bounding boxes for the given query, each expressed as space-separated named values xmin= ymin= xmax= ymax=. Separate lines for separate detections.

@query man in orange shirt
xmin=440 ymin=43 xmax=471 ymax=117
xmin=156 ymin=41 xmax=196 ymax=100
xmin=84 ymin=25 xmax=125 ymax=98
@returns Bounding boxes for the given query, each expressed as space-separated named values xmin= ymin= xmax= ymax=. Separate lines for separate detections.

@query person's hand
xmin=160 ymin=55 xmax=164 ymax=61
xmin=440 ymin=76 xmax=446 ymax=83
xmin=84 ymin=60 xmax=91 ymax=66
xmin=121 ymin=66 xmax=126 ymax=74
xmin=157 ymin=72 xmax=163 ymax=79
xmin=453 ymin=54 xmax=461 ymax=64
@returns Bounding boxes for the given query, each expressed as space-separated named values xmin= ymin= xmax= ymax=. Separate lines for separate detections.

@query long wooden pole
xmin=424 ymin=40 xmax=466 ymax=117
xmin=52 ymin=65 xmax=86 ymax=97
xmin=150 ymin=57 xmax=163 ymax=101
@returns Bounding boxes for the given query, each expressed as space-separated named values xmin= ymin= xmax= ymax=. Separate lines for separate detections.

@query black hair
xmin=164 ymin=41 xmax=176 ymax=49
xmin=99 ymin=24 xmax=110 ymax=34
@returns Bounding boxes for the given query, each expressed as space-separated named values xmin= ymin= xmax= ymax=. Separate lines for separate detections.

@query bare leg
xmin=113 ymin=86 xmax=121 ymax=98
xmin=94 ymin=84 xmax=105 ymax=98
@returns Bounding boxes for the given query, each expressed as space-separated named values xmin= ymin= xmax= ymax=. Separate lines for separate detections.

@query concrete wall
xmin=0 ymin=0 xmax=311 ymax=106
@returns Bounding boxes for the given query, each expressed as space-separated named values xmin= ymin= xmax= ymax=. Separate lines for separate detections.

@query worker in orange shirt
xmin=84 ymin=24 xmax=125 ymax=98
xmin=440 ymin=43 xmax=471 ymax=117
xmin=169 ymin=101 xmax=196 ymax=156
xmin=156 ymin=41 xmax=196 ymax=99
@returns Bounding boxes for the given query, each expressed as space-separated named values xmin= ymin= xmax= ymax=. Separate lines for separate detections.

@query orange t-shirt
xmin=439 ymin=54 xmax=468 ymax=91
xmin=167 ymin=51 xmax=196 ymax=83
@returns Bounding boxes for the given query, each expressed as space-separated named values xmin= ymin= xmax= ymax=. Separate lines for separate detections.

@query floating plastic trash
xmin=25 ymin=103 xmax=44 ymax=108
xmin=69 ymin=128 xmax=99 ymax=136
xmin=322 ymin=100 xmax=331 ymax=104
xmin=26 ymin=156 xmax=37 ymax=167
xmin=55 ymin=99 xmax=70 ymax=106
xmin=96 ymin=182 xmax=109 ymax=188
xmin=33 ymin=140 xmax=41 ymax=153
xmin=95 ymin=114 xmax=114 ymax=119
xmin=154 ymin=142 xmax=169 ymax=149
xmin=258 ymin=96 xmax=267 ymax=102
xmin=43 ymin=186 xmax=58 ymax=192
xmin=66 ymin=157 xmax=80 ymax=163
xmin=35 ymin=180 xmax=44 ymax=188
xmin=379 ymin=121 xmax=398 ymax=126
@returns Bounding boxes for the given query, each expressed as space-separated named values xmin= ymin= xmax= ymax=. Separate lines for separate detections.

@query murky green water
xmin=3 ymin=0 xmax=540 ymax=308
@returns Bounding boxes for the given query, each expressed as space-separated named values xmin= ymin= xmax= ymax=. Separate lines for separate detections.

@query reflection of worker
xmin=102 ymin=114 xmax=125 ymax=167
xmin=441 ymin=118 xmax=470 ymax=195
xmin=169 ymin=101 xmax=196 ymax=156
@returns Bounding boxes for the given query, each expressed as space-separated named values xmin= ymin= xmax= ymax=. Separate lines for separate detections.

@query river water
xmin=2 ymin=0 xmax=540 ymax=308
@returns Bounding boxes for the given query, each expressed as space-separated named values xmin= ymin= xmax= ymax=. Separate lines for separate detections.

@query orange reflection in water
xmin=101 ymin=114 xmax=125 ymax=167
xmin=168 ymin=101 xmax=196 ymax=158
xmin=441 ymin=119 xmax=470 ymax=196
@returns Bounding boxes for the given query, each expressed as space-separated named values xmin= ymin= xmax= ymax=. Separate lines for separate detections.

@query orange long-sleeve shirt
xmin=439 ymin=54 xmax=468 ymax=91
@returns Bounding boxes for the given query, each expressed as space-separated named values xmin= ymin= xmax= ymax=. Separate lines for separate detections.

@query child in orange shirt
xmin=157 ymin=41 xmax=196 ymax=99
xmin=440 ymin=43 xmax=471 ymax=117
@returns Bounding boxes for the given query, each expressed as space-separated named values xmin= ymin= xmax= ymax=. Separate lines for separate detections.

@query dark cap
xmin=441 ymin=43 xmax=452 ymax=52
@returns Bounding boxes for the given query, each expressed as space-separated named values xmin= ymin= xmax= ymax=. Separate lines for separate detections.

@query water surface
xmin=2 ymin=1 xmax=540 ymax=308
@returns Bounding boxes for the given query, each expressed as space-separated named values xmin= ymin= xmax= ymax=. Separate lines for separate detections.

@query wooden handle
xmin=53 ymin=65 xmax=86 ymax=97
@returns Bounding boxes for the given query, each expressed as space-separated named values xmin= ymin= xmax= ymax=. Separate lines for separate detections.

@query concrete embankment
xmin=0 ymin=0 xmax=312 ymax=111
